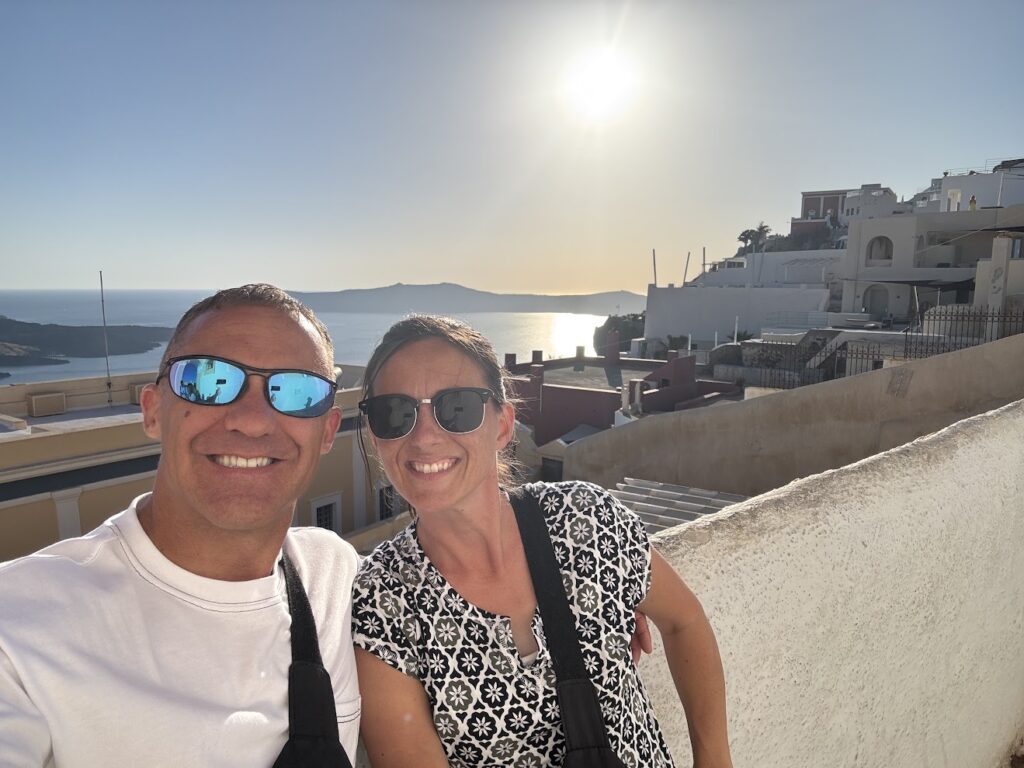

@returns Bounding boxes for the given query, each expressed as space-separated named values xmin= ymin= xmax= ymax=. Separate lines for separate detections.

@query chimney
xmin=504 ymin=353 xmax=517 ymax=369
xmin=531 ymin=350 xmax=543 ymax=364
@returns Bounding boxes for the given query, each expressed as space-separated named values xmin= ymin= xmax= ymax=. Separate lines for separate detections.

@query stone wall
xmin=565 ymin=332 xmax=1024 ymax=496
xmin=642 ymin=399 xmax=1024 ymax=767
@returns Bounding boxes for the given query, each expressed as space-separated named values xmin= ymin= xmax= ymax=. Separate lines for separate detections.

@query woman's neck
xmin=416 ymin=487 xmax=515 ymax=576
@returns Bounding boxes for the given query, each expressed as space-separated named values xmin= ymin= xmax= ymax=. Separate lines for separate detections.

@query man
xmin=0 ymin=284 xmax=360 ymax=766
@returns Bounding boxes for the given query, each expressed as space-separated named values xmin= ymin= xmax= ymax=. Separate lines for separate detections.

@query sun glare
xmin=561 ymin=47 xmax=637 ymax=125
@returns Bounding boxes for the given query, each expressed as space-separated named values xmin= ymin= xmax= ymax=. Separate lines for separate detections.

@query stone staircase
xmin=611 ymin=477 xmax=748 ymax=533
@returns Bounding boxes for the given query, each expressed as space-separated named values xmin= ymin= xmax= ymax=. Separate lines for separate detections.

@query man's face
xmin=140 ymin=305 xmax=341 ymax=538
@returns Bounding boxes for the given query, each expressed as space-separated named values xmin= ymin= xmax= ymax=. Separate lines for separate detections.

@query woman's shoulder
xmin=521 ymin=480 xmax=620 ymax=516
xmin=354 ymin=523 xmax=421 ymax=589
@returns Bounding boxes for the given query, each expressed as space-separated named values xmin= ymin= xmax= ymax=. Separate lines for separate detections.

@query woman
xmin=352 ymin=316 xmax=732 ymax=767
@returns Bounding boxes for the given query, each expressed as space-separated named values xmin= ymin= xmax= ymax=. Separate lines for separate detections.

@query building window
xmin=315 ymin=503 xmax=335 ymax=530
xmin=541 ymin=458 xmax=563 ymax=482
xmin=308 ymin=492 xmax=342 ymax=534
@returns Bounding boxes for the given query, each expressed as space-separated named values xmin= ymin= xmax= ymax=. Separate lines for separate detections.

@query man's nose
xmin=222 ymin=374 xmax=277 ymax=434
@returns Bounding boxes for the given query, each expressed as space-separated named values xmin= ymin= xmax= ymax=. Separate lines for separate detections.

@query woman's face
xmin=368 ymin=337 xmax=514 ymax=516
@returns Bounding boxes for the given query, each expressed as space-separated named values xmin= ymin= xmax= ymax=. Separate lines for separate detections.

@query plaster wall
xmin=644 ymin=285 xmax=830 ymax=345
xmin=640 ymin=399 xmax=1024 ymax=767
xmin=533 ymin=384 xmax=621 ymax=446
xmin=843 ymin=187 xmax=900 ymax=219
xmin=0 ymin=498 xmax=57 ymax=560
xmin=975 ymin=257 xmax=1024 ymax=306
xmin=694 ymin=250 xmax=840 ymax=287
xmin=0 ymin=421 xmax=156 ymax=472
xmin=564 ymin=331 xmax=1024 ymax=496
xmin=941 ymin=171 xmax=1024 ymax=209
xmin=78 ymin=476 xmax=156 ymax=534
xmin=0 ymin=373 xmax=154 ymax=418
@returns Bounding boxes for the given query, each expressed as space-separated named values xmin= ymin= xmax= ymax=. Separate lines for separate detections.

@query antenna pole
xmin=683 ymin=251 xmax=691 ymax=285
xmin=702 ymin=246 xmax=707 ymax=274
xmin=651 ymin=248 xmax=658 ymax=286
xmin=100 ymin=271 xmax=113 ymax=405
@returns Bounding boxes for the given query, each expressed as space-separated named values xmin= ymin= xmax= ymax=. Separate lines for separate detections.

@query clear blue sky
xmin=2 ymin=0 xmax=1022 ymax=293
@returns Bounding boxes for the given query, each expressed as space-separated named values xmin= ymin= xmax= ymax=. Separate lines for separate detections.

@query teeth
xmin=411 ymin=459 xmax=454 ymax=474
xmin=214 ymin=455 xmax=273 ymax=469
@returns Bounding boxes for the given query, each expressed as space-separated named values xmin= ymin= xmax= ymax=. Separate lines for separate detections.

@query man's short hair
xmin=160 ymin=284 xmax=334 ymax=371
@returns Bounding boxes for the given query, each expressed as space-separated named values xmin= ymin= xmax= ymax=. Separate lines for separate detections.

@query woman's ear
xmin=495 ymin=401 xmax=515 ymax=451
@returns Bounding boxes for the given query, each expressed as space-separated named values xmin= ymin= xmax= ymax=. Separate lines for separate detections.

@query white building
xmin=840 ymin=203 xmax=1024 ymax=319
xmin=841 ymin=183 xmax=905 ymax=220
xmin=911 ymin=159 xmax=1024 ymax=214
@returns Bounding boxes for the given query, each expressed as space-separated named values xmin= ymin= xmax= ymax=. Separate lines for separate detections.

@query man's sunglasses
xmin=358 ymin=387 xmax=495 ymax=440
xmin=157 ymin=355 xmax=337 ymax=418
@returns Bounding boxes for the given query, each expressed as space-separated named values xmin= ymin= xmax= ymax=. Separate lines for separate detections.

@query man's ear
xmin=140 ymin=383 xmax=162 ymax=440
xmin=320 ymin=407 xmax=343 ymax=454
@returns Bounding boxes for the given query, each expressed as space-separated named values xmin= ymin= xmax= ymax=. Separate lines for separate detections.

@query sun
xmin=560 ymin=47 xmax=637 ymax=125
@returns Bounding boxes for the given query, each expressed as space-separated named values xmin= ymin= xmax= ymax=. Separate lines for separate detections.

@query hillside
xmin=0 ymin=317 xmax=172 ymax=366
xmin=292 ymin=282 xmax=645 ymax=315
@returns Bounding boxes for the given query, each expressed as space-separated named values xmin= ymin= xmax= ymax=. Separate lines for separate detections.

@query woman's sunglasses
xmin=358 ymin=387 xmax=495 ymax=440
xmin=157 ymin=355 xmax=337 ymax=418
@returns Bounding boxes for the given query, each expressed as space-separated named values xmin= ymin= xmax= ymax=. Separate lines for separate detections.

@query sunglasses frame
xmin=157 ymin=354 xmax=338 ymax=419
xmin=358 ymin=387 xmax=496 ymax=440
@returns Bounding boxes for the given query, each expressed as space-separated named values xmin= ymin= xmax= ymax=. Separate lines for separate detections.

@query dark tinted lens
xmin=433 ymin=389 xmax=486 ymax=434
xmin=366 ymin=395 xmax=418 ymax=439
xmin=168 ymin=358 xmax=245 ymax=405
xmin=267 ymin=372 xmax=335 ymax=417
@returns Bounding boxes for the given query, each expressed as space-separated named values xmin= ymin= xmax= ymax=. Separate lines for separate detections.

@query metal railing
xmin=728 ymin=307 xmax=1024 ymax=390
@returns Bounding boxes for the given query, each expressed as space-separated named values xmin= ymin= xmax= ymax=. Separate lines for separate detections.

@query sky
xmin=2 ymin=0 xmax=1023 ymax=295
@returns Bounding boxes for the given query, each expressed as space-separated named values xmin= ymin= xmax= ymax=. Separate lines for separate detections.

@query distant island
xmin=0 ymin=317 xmax=172 ymax=368
xmin=292 ymin=282 xmax=646 ymax=315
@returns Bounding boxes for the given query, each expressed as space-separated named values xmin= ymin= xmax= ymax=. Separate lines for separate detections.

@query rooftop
xmin=539 ymin=362 xmax=657 ymax=391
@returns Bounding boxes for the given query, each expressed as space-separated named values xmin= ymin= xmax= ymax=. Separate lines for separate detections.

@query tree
xmin=737 ymin=222 xmax=773 ymax=254
xmin=752 ymin=221 xmax=772 ymax=252
xmin=737 ymin=229 xmax=755 ymax=253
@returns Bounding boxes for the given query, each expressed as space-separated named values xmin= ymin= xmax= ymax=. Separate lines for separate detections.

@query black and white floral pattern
xmin=352 ymin=481 xmax=675 ymax=767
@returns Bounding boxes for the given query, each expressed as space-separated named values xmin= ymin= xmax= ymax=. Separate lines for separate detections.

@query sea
xmin=0 ymin=290 xmax=610 ymax=386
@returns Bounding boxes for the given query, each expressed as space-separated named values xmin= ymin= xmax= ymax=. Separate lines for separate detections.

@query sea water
xmin=0 ymin=290 xmax=609 ymax=385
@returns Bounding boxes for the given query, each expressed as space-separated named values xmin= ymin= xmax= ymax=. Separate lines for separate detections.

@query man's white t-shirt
xmin=0 ymin=494 xmax=361 ymax=767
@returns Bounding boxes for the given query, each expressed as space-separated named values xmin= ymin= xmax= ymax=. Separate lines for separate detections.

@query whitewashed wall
xmin=644 ymin=285 xmax=830 ymax=344
xmin=643 ymin=399 xmax=1024 ymax=768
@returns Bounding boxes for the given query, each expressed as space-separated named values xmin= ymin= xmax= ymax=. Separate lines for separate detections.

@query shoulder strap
xmin=282 ymin=551 xmax=323 ymax=666
xmin=507 ymin=487 xmax=588 ymax=681
xmin=507 ymin=486 xmax=613 ymax=752
xmin=278 ymin=552 xmax=353 ymax=768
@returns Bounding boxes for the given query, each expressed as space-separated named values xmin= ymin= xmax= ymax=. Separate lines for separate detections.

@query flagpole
xmin=100 ymin=271 xmax=113 ymax=405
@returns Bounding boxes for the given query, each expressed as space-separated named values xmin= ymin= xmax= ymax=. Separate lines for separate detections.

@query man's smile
xmin=210 ymin=454 xmax=278 ymax=469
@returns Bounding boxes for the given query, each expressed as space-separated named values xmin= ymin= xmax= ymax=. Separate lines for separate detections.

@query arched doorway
xmin=862 ymin=284 xmax=889 ymax=318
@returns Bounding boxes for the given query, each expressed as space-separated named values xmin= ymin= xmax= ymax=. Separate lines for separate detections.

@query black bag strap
xmin=277 ymin=552 xmax=353 ymax=768
xmin=507 ymin=486 xmax=614 ymax=753
xmin=282 ymin=551 xmax=323 ymax=666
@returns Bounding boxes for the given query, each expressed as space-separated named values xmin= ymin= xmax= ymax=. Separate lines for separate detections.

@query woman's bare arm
xmin=355 ymin=647 xmax=449 ymax=768
xmin=637 ymin=549 xmax=733 ymax=768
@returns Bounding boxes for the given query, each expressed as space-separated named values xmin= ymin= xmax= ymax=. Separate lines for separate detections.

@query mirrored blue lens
xmin=166 ymin=357 xmax=335 ymax=418
xmin=168 ymin=358 xmax=245 ymax=405
xmin=267 ymin=372 xmax=335 ymax=417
